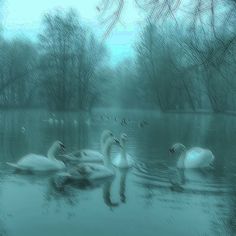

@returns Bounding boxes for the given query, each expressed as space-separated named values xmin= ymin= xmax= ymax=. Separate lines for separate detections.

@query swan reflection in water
xmin=168 ymin=166 xmax=215 ymax=194
xmin=168 ymin=168 xmax=185 ymax=192
xmin=119 ymin=169 xmax=128 ymax=203
xmin=50 ymin=167 xmax=130 ymax=209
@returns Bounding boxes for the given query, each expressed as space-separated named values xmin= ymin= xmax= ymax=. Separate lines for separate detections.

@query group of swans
xmin=54 ymin=131 xmax=133 ymax=184
xmin=6 ymin=130 xmax=133 ymax=183
xmin=6 ymin=129 xmax=215 ymax=184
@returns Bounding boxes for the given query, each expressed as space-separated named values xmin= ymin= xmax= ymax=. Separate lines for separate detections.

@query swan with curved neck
xmin=54 ymin=136 xmax=121 ymax=185
xmin=62 ymin=130 xmax=113 ymax=163
xmin=7 ymin=141 xmax=66 ymax=172
xmin=169 ymin=143 xmax=214 ymax=168
xmin=112 ymin=133 xmax=133 ymax=168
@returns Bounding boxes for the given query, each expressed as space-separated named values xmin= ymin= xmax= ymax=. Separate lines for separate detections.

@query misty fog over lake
xmin=0 ymin=1 xmax=236 ymax=236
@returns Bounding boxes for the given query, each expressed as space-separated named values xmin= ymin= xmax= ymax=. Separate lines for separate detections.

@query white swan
xmin=112 ymin=133 xmax=133 ymax=168
xmin=169 ymin=143 xmax=215 ymax=168
xmin=7 ymin=141 xmax=66 ymax=172
xmin=54 ymin=136 xmax=120 ymax=185
xmin=62 ymin=130 xmax=113 ymax=163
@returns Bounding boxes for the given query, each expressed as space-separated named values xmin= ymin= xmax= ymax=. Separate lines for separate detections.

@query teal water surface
xmin=0 ymin=109 xmax=235 ymax=236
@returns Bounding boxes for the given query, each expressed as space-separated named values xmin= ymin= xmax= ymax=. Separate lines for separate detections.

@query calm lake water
xmin=0 ymin=109 xmax=236 ymax=236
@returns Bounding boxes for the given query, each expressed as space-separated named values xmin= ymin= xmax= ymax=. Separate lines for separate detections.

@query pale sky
xmin=2 ymin=0 xmax=145 ymax=64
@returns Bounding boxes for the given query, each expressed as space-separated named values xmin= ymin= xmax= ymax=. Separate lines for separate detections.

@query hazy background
xmin=0 ymin=0 xmax=235 ymax=112
xmin=0 ymin=2 xmax=236 ymax=236
xmin=2 ymin=0 xmax=141 ymax=64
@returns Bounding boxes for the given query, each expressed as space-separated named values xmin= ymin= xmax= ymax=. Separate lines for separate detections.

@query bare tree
xmin=0 ymin=38 xmax=37 ymax=108
xmin=135 ymin=22 xmax=198 ymax=111
xmin=98 ymin=0 xmax=236 ymax=63
xmin=39 ymin=9 xmax=106 ymax=111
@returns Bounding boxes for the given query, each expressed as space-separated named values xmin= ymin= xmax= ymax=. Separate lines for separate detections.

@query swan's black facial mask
xmin=60 ymin=143 xmax=65 ymax=151
xmin=114 ymin=138 xmax=122 ymax=147
xmin=169 ymin=148 xmax=175 ymax=153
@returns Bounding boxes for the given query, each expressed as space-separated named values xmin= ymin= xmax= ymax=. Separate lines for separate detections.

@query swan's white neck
xmin=120 ymin=139 xmax=127 ymax=161
xmin=101 ymin=131 xmax=110 ymax=154
xmin=103 ymin=139 xmax=114 ymax=168
xmin=177 ymin=149 xmax=187 ymax=168
xmin=47 ymin=144 xmax=57 ymax=160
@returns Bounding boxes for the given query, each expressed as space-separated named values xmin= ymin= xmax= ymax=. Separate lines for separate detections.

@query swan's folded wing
xmin=17 ymin=154 xmax=60 ymax=171
xmin=79 ymin=150 xmax=104 ymax=162
xmin=85 ymin=163 xmax=114 ymax=180
xmin=61 ymin=150 xmax=103 ymax=163
xmin=185 ymin=148 xmax=214 ymax=168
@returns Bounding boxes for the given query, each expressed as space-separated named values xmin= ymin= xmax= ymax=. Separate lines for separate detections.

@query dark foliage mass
xmin=0 ymin=10 xmax=107 ymax=111
xmin=0 ymin=1 xmax=235 ymax=113
xmin=97 ymin=0 xmax=236 ymax=112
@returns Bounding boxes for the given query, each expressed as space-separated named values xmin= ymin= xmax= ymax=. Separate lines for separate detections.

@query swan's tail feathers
xmin=6 ymin=162 xmax=20 ymax=169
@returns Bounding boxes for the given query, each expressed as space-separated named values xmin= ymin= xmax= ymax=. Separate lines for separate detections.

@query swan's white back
xmin=84 ymin=163 xmax=114 ymax=180
xmin=62 ymin=130 xmax=113 ymax=163
xmin=7 ymin=141 xmax=66 ymax=172
xmin=64 ymin=149 xmax=103 ymax=163
xmin=16 ymin=154 xmax=65 ymax=171
xmin=178 ymin=147 xmax=214 ymax=168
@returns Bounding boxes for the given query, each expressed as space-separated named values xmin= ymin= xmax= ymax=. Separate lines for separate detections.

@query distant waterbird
xmin=73 ymin=119 xmax=78 ymax=127
xmin=139 ymin=120 xmax=149 ymax=128
xmin=85 ymin=118 xmax=91 ymax=126
xmin=42 ymin=118 xmax=54 ymax=125
xmin=121 ymin=118 xmax=127 ymax=126
xmin=21 ymin=126 xmax=26 ymax=134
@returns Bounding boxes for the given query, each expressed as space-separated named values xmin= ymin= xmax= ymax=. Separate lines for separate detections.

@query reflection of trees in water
xmin=0 ymin=111 xmax=29 ymax=162
xmin=45 ymin=179 xmax=80 ymax=208
xmin=0 ymin=110 xmax=92 ymax=162
xmin=225 ymin=188 xmax=236 ymax=235
xmin=215 ymin=149 xmax=236 ymax=236
xmin=0 ymin=221 xmax=7 ymax=236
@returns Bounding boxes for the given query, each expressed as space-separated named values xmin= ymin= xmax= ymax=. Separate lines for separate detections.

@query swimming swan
xmin=169 ymin=143 xmax=215 ymax=168
xmin=54 ymin=136 xmax=120 ymax=185
xmin=6 ymin=141 xmax=66 ymax=172
xmin=112 ymin=133 xmax=133 ymax=168
xmin=62 ymin=130 xmax=113 ymax=163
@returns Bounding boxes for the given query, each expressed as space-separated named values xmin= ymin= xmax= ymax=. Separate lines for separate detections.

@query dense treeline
xmin=0 ymin=10 xmax=107 ymax=111
xmin=133 ymin=22 xmax=236 ymax=112
xmin=0 ymin=5 xmax=236 ymax=113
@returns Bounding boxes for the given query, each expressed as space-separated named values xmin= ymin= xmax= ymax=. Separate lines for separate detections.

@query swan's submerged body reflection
xmin=0 ymin=110 xmax=236 ymax=235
